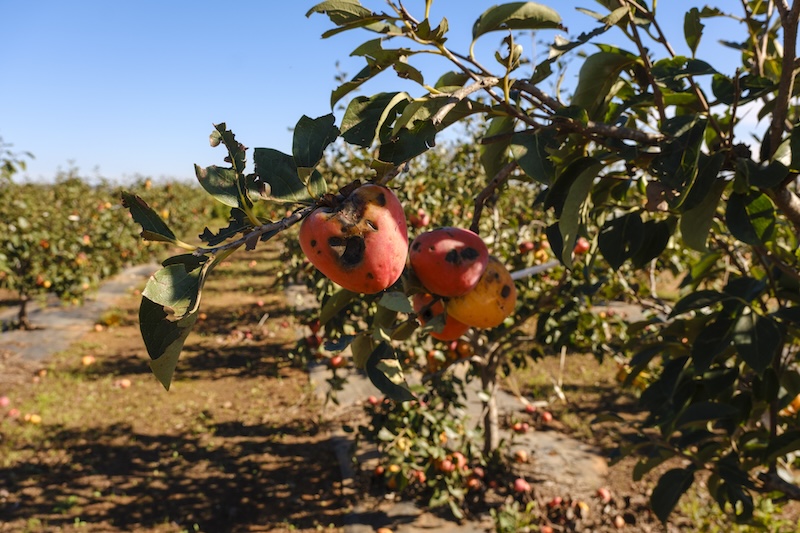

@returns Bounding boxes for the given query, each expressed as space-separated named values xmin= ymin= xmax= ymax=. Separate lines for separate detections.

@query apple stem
xmin=510 ymin=259 xmax=560 ymax=281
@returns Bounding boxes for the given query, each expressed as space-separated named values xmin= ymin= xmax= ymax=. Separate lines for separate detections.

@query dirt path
xmin=0 ymin=248 xmax=351 ymax=532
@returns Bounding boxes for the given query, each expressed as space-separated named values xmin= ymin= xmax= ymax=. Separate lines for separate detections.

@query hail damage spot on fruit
xmin=443 ymin=249 xmax=457 ymax=264
xmin=461 ymin=247 xmax=479 ymax=261
xmin=375 ymin=192 xmax=387 ymax=207
xmin=412 ymin=242 xmax=422 ymax=251
xmin=501 ymin=285 xmax=512 ymax=298
xmin=310 ymin=239 xmax=317 ymax=248
xmin=327 ymin=235 xmax=366 ymax=268
xmin=444 ymin=246 xmax=481 ymax=265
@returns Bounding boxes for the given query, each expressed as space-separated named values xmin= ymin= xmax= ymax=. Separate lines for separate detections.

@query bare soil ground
xmin=0 ymin=246 xmax=351 ymax=532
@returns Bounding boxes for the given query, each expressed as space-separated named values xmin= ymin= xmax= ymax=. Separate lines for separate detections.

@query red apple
xmin=299 ymin=184 xmax=408 ymax=294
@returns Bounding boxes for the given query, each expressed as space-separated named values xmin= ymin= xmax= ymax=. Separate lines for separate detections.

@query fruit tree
xmin=124 ymin=0 xmax=800 ymax=524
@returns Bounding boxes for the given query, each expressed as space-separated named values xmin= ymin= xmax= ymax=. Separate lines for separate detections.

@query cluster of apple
xmin=298 ymin=183 xmax=516 ymax=341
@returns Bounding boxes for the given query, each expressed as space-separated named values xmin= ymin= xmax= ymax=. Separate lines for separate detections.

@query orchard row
xmin=0 ymin=172 xmax=214 ymax=328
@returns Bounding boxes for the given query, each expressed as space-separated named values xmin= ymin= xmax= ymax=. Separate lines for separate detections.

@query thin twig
xmin=512 ymin=80 xmax=665 ymax=145
xmin=469 ymin=160 xmax=519 ymax=234
xmin=194 ymin=205 xmax=314 ymax=256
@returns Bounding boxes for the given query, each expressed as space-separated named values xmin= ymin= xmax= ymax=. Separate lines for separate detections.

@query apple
xmin=409 ymin=227 xmax=489 ymax=297
xmin=451 ymin=451 xmax=468 ymax=471
xmin=409 ymin=207 xmax=431 ymax=228
xmin=329 ymin=355 xmax=345 ymax=368
xmin=597 ymin=486 xmax=612 ymax=503
xmin=446 ymin=256 xmax=517 ymax=328
xmin=0 ymin=396 xmax=9 ymax=408
xmin=413 ymin=293 xmax=470 ymax=341
xmin=513 ymin=478 xmax=531 ymax=493
xmin=518 ymin=241 xmax=535 ymax=254
xmin=541 ymin=411 xmax=553 ymax=424
xmin=436 ymin=458 xmax=456 ymax=473
xmin=299 ymin=183 xmax=408 ymax=294
xmin=81 ymin=355 xmax=96 ymax=366
xmin=573 ymin=236 xmax=590 ymax=255
xmin=514 ymin=449 xmax=529 ymax=463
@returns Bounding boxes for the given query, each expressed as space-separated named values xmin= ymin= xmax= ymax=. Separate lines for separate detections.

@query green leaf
xmin=307 ymin=169 xmax=329 ymax=199
xmin=306 ymin=0 xmax=372 ymax=24
xmin=679 ymin=152 xmax=726 ymax=212
xmin=598 ymin=211 xmax=644 ymax=270
xmin=676 ymin=401 xmax=739 ymax=428
xmin=340 ymin=92 xmax=410 ymax=147
xmin=726 ymin=191 xmax=776 ymax=245
xmin=350 ymin=334 xmax=375 ymax=369
xmin=572 ymin=51 xmax=636 ymax=119
xmin=293 ymin=114 xmax=340 ymax=174
xmin=680 ymin=177 xmax=727 ymax=252
xmin=324 ymin=335 xmax=354 ymax=352
xmin=633 ymin=451 xmax=675 ymax=482
xmin=140 ymin=297 xmax=198 ymax=390
xmin=252 ymin=148 xmax=312 ymax=204
xmin=546 ymin=158 xmax=603 ymax=267
xmin=319 ymin=288 xmax=359 ymax=326
xmin=670 ymin=290 xmax=726 ymax=317
xmin=631 ymin=219 xmax=674 ymax=268
xmin=472 ymin=3 xmax=562 ymax=42
xmin=651 ymin=468 xmax=695 ymax=523
xmin=141 ymin=263 xmax=204 ymax=319
xmin=684 ymin=8 xmax=704 ymax=57
xmin=121 ymin=192 xmax=178 ymax=244
xmin=692 ymin=315 xmax=735 ymax=373
xmin=365 ymin=342 xmax=414 ymax=401
xmin=378 ymin=119 xmax=437 ymax=165
xmin=480 ymin=116 xmax=515 ymax=181
xmin=651 ymin=115 xmax=707 ymax=196
xmin=510 ymin=131 xmax=555 ymax=186
xmin=378 ymin=292 xmax=413 ymax=313
xmin=194 ymin=165 xmax=240 ymax=208
xmin=329 ymin=40 xmax=418 ymax=106
xmin=733 ymin=312 xmax=781 ymax=375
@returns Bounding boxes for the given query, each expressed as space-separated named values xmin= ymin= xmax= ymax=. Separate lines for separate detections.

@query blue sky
xmin=1 ymin=1 xmax=745 ymax=183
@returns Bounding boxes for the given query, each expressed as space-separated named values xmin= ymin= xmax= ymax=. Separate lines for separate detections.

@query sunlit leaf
xmin=472 ymin=2 xmax=562 ymax=42
xmin=684 ymin=8 xmax=704 ymax=56
xmin=253 ymin=148 xmax=312 ymax=204
xmin=121 ymin=192 xmax=178 ymax=244
xmin=379 ymin=291 xmax=413 ymax=313
xmin=365 ymin=341 xmax=414 ymax=401
xmin=572 ymin=51 xmax=637 ymax=119
xmin=319 ymin=288 xmax=359 ymax=326
xmin=726 ymin=191 xmax=776 ymax=245
xmin=680 ymin=177 xmax=726 ymax=252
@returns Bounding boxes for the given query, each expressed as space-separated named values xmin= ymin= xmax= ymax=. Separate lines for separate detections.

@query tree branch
xmin=767 ymin=0 xmax=800 ymax=158
xmin=758 ymin=471 xmax=800 ymax=500
xmin=470 ymin=160 xmax=519 ymax=234
xmin=512 ymin=80 xmax=665 ymax=145
xmin=767 ymin=185 xmax=800 ymax=232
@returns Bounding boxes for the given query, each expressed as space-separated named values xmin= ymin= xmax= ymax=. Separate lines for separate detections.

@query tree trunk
xmin=481 ymin=351 xmax=500 ymax=457
xmin=17 ymin=294 xmax=32 ymax=330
